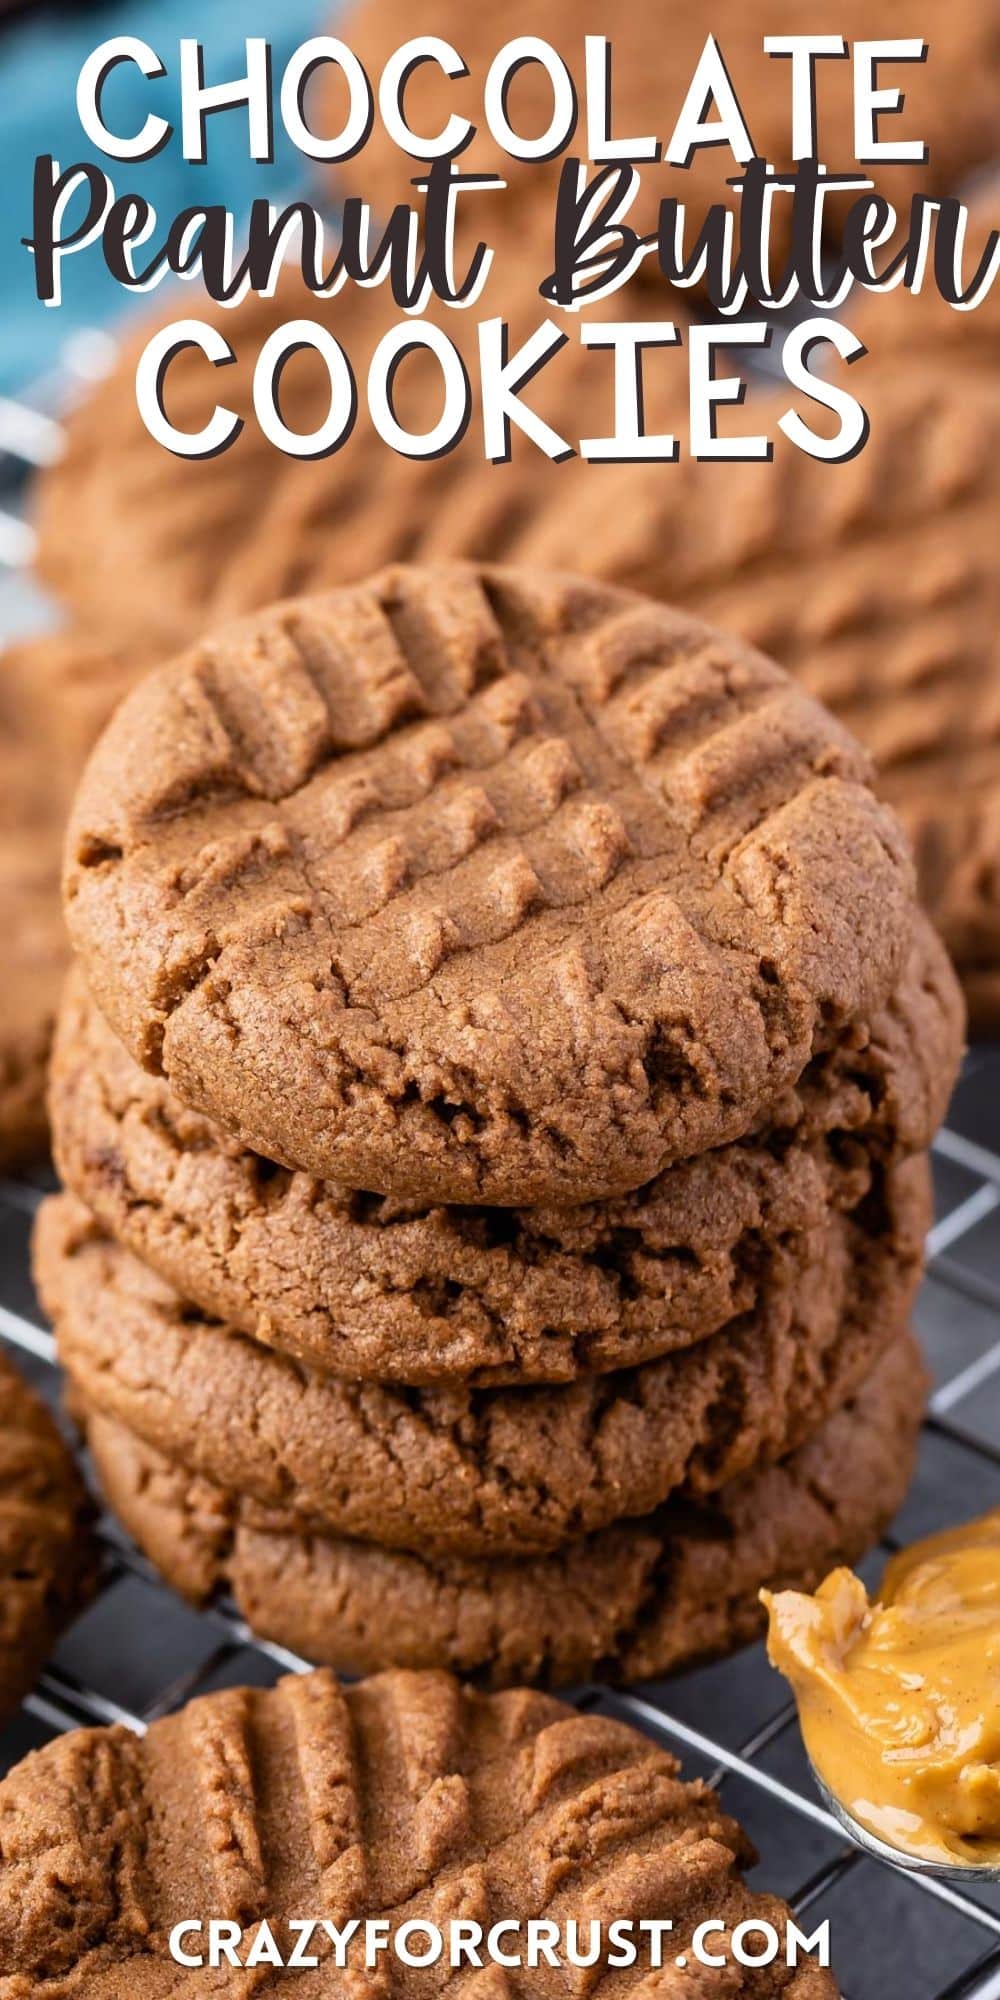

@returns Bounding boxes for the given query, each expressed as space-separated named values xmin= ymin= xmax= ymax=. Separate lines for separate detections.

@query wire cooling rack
xmin=1 ymin=364 xmax=999 ymax=2000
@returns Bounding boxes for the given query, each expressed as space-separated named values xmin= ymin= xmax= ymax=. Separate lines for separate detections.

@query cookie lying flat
xmin=48 ymin=918 xmax=960 ymax=1383
xmin=64 ymin=563 xmax=915 ymax=1205
xmin=0 ymin=1351 xmax=95 ymax=1726
xmin=0 ymin=1667 xmax=836 ymax=1999
xmin=1 ymin=638 xmax=74 ymax=1168
xmin=82 ymin=1331 xmax=924 ymax=1689
xmin=36 ymin=1158 xmax=927 ymax=1559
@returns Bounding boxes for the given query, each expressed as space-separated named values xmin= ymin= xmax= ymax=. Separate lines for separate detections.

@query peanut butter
xmin=762 ymin=1509 xmax=1000 ymax=1868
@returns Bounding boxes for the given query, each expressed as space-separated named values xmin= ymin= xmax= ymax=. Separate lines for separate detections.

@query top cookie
xmin=64 ymin=563 xmax=914 ymax=1204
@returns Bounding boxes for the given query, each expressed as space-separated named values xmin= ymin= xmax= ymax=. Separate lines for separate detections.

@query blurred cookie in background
xmin=35 ymin=1156 xmax=928 ymax=1559
xmin=47 ymin=917 xmax=960 ymax=1386
xmin=491 ymin=293 xmax=1000 ymax=1027
xmin=0 ymin=1662 xmax=837 ymax=1993
xmin=77 ymin=1332 xmax=925 ymax=1687
xmin=846 ymin=181 xmax=999 ymax=358
xmin=0 ymin=1348 xmax=95 ymax=1724
xmin=0 ymin=629 xmax=138 ymax=1167
xmin=34 ymin=257 xmax=694 ymax=651
xmin=0 ymin=819 xmax=65 ymax=1167
xmin=334 ymin=0 xmax=1000 ymax=264
xmin=1 ymin=634 xmax=74 ymax=1167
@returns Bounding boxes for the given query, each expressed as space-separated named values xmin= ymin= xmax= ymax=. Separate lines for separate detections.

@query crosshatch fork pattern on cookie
xmin=1 ymin=360 xmax=1000 ymax=2000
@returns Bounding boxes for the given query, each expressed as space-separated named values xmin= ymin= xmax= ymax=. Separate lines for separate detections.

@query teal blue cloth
xmin=1 ymin=0 xmax=328 ymax=390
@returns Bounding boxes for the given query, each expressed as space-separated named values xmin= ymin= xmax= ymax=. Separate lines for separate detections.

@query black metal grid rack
xmin=1 ymin=376 xmax=999 ymax=2000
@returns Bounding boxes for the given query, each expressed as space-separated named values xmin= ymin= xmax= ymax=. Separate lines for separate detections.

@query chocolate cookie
xmin=0 ymin=1666 xmax=836 ymax=1998
xmin=64 ymin=563 xmax=915 ymax=1205
xmin=48 ymin=917 xmax=960 ymax=1383
xmin=0 ymin=1351 xmax=95 ymax=1725
xmin=0 ymin=825 xmax=66 ymax=1169
xmin=81 ymin=1330 xmax=925 ymax=1688
xmin=0 ymin=630 xmax=141 ymax=1167
xmin=35 ymin=1157 xmax=927 ymax=1559
xmin=337 ymin=0 xmax=1000 ymax=259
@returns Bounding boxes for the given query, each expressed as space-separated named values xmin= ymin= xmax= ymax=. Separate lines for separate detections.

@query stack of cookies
xmin=36 ymin=561 xmax=963 ymax=1686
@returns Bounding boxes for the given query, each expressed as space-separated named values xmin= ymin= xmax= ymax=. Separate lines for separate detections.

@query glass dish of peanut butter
xmin=762 ymin=1508 xmax=1000 ymax=1879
